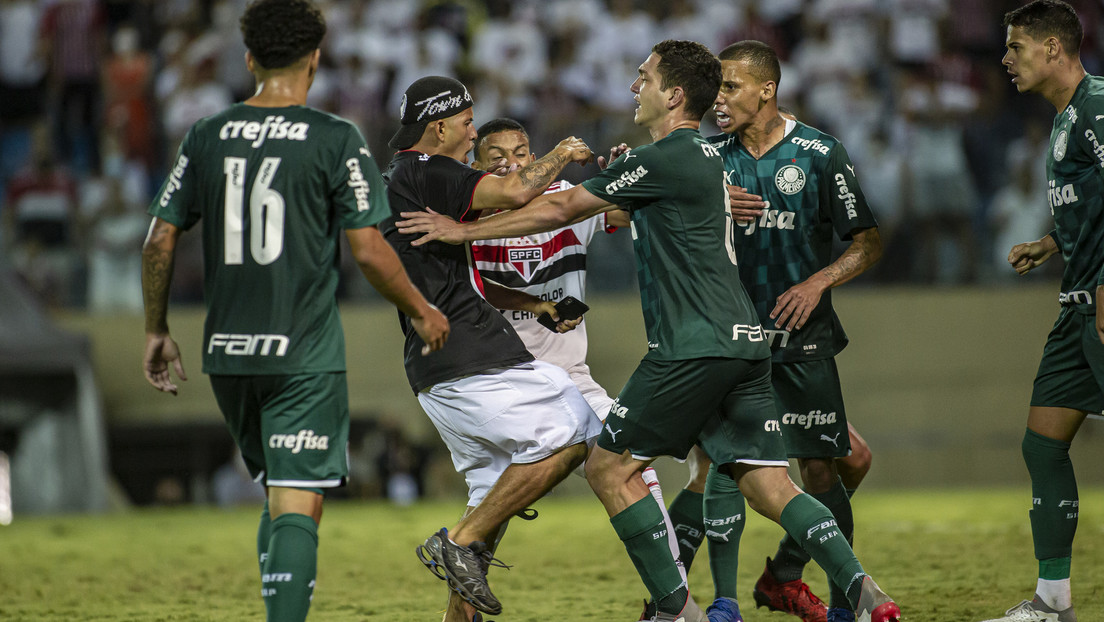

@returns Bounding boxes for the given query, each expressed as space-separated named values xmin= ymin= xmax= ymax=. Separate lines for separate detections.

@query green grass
xmin=2 ymin=488 xmax=1104 ymax=621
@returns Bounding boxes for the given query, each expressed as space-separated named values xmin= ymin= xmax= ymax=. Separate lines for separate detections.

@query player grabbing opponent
xmin=398 ymin=40 xmax=901 ymax=622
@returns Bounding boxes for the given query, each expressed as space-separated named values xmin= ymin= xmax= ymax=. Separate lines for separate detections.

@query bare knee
xmin=797 ymin=457 xmax=838 ymax=494
xmin=836 ymin=423 xmax=872 ymax=489
xmin=685 ymin=445 xmax=711 ymax=493
xmin=267 ymin=487 xmax=323 ymax=523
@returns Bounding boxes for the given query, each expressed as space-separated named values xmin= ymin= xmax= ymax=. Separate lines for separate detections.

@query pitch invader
xmin=980 ymin=1 xmax=1104 ymax=621
xmin=699 ymin=40 xmax=884 ymax=622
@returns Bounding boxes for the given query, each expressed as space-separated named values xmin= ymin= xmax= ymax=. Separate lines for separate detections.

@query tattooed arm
xmin=770 ymin=227 xmax=883 ymax=331
xmin=141 ymin=217 xmax=187 ymax=394
xmin=471 ymin=136 xmax=592 ymax=212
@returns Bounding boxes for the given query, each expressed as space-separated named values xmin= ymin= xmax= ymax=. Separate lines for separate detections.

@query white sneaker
xmin=980 ymin=595 xmax=1077 ymax=622
xmin=650 ymin=595 xmax=707 ymax=622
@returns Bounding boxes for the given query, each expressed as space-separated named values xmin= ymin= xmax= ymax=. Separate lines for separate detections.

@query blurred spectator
xmin=898 ymin=64 xmax=980 ymax=284
xmin=3 ymin=126 xmax=79 ymax=306
xmin=469 ymin=0 xmax=547 ymax=126
xmin=989 ymin=153 xmax=1050 ymax=281
xmin=0 ymin=0 xmax=47 ymax=198
xmin=102 ymin=24 xmax=156 ymax=172
xmin=160 ymin=53 xmax=232 ymax=163
xmin=81 ymin=169 xmax=147 ymax=313
xmin=39 ymin=0 xmax=107 ymax=176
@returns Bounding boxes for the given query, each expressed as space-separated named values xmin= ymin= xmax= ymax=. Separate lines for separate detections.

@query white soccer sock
xmin=642 ymin=466 xmax=687 ymax=582
xmin=1036 ymin=577 xmax=1072 ymax=611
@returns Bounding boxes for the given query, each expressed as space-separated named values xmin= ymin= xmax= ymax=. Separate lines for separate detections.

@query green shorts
xmin=1031 ymin=308 xmax=1104 ymax=414
xmin=772 ymin=358 xmax=850 ymax=459
xmin=597 ymin=355 xmax=788 ymax=467
xmin=210 ymin=372 xmax=350 ymax=492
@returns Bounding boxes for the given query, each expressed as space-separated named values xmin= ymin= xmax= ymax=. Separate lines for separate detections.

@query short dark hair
xmin=240 ymin=0 xmax=326 ymax=71
xmin=651 ymin=40 xmax=722 ymax=120
xmin=718 ymin=40 xmax=782 ymax=87
xmin=474 ymin=118 xmax=528 ymax=161
xmin=1004 ymin=0 xmax=1082 ymax=55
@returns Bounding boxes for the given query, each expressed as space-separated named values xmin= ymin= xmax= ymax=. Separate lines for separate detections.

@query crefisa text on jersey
xmin=219 ymin=115 xmax=309 ymax=148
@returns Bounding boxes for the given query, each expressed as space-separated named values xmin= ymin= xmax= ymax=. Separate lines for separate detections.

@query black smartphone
xmin=536 ymin=296 xmax=590 ymax=331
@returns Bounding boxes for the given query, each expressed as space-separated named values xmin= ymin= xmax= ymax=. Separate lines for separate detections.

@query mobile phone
xmin=536 ymin=296 xmax=590 ymax=331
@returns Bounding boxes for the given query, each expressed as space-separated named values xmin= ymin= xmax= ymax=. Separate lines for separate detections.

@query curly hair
xmin=651 ymin=40 xmax=722 ymax=120
xmin=240 ymin=0 xmax=326 ymax=71
xmin=1004 ymin=0 xmax=1082 ymax=55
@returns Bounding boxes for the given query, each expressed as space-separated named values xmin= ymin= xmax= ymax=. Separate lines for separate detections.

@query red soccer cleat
xmin=855 ymin=576 xmax=900 ymax=622
xmin=752 ymin=557 xmax=828 ymax=622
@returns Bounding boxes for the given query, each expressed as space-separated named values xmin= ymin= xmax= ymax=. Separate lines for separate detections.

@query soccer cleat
xmin=979 ymin=595 xmax=1077 ymax=622
xmin=416 ymin=528 xmax=508 ymax=615
xmin=706 ymin=596 xmax=744 ymax=622
xmin=649 ymin=594 xmax=708 ymax=622
xmin=827 ymin=608 xmax=856 ymax=622
xmin=752 ymin=557 xmax=828 ymax=622
xmin=854 ymin=576 xmax=900 ymax=622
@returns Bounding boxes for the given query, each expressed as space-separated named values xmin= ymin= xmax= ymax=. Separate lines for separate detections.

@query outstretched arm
xmin=771 ymin=227 xmax=883 ymax=331
xmin=398 ymin=185 xmax=615 ymax=246
xmin=141 ymin=217 xmax=187 ymax=394
xmin=346 ymin=226 xmax=450 ymax=354
xmin=472 ymin=137 xmax=593 ymax=212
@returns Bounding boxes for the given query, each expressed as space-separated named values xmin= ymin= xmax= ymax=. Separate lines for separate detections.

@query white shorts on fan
xmin=417 ymin=360 xmax=601 ymax=506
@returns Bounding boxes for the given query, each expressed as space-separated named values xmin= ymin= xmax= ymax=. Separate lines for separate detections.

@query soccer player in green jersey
xmin=397 ymin=39 xmax=900 ymax=622
xmin=141 ymin=2 xmax=448 ymax=621
xmin=980 ymin=1 xmax=1104 ymax=620
xmin=668 ymin=40 xmax=884 ymax=622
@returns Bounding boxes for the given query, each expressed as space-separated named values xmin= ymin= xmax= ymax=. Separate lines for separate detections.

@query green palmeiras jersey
xmin=709 ymin=119 xmax=878 ymax=362
xmin=1046 ymin=74 xmax=1104 ymax=313
xmin=582 ymin=127 xmax=769 ymax=361
xmin=149 ymin=104 xmax=390 ymax=375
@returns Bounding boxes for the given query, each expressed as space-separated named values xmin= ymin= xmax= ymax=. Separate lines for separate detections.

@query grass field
xmin=3 ymin=488 xmax=1104 ymax=621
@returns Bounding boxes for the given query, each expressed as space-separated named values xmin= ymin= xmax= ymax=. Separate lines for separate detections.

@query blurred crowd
xmin=1 ymin=0 xmax=1100 ymax=312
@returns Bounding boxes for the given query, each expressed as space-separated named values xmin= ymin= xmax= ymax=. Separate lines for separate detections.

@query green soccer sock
xmin=814 ymin=480 xmax=855 ymax=609
xmin=1023 ymin=428 xmax=1078 ymax=579
xmin=257 ymin=501 xmax=272 ymax=574
xmin=703 ymin=463 xmax=746 ymax=601
xmin=611 ymin=496 xmax=687 ymax=614
xmin=262 ymin=513 xmax=319 ymax=622
xmin=666 ymin=488 xmax=706 ymax=572
xmin=771 ymin=479 xmax=856 ymax=587
xmin=779 ymin=493 xmax=866 ymax=609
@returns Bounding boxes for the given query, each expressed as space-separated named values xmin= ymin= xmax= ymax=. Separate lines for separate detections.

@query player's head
xmin=1003 ymin=0 xmax=1082 ymax=94
xmin=389 ymin=76 xmax=476 ymax=162
xmin=631 ymin=40 xmax=721 ymax=128
xmin=713 ymin=40 xmax=781 ymax=135
xmin=240 ymin=0 xmax=326 ymax=74
xmin=472 ymin=118 xmax=534 ymax=171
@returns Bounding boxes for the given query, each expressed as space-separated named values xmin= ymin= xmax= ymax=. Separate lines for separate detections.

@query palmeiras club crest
xmin=508 ymin=246 xmax=543 ymax=282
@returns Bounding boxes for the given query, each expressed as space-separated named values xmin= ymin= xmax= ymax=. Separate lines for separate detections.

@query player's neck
xmin=245 ymin=75 xmax=310 ymax=108
xmin=649 ymin=114 xmax=699 ymax=141
xmin=1042 ymin=60 xmax=1087 ymax=112
xmin=738 ymin=110 xmax=786 ymax=159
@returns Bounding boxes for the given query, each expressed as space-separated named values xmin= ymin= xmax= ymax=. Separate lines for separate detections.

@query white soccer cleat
xmin=979 ymin=595 xmax=1077 ymax=622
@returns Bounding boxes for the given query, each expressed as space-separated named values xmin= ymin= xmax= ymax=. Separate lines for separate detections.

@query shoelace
xmin=468 ymin=541 xmax=512 ymax=573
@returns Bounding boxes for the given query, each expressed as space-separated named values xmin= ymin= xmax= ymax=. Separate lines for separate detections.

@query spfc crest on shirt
xmin=508 ymin=246 xmax=543 ymax=281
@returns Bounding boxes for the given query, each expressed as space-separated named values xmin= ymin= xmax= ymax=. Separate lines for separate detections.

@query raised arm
xmin=771 ymin=227 xmax=883 ymax=331
xmin=471 ymin=137 xmax=593 ymax=212
xmin=398 ymin=184 xmax=616 ymax=246
xmin=346 ymin=226 xmax=450 ymax=354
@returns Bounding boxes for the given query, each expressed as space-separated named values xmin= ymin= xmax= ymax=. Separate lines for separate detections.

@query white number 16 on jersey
xmin=223 ymin=156 xmax=285 ymax=265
